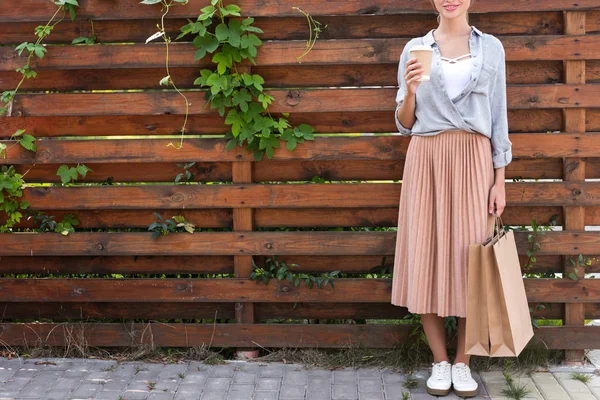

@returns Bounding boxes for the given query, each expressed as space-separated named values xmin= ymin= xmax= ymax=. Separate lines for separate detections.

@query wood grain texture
xmin=14 ymin=182 xmax=600 ymax=210
xmin=1 ymin=0 xmax=596 ymax=22
xmin=4 ymin=134 xmax=600 ymax=163
xmin=0 ymin=13 xmax=564 ymax=45
xmin=0 ymin=277 xmax=597 ymax=303
xmin=0 ymin=231 xmax=598 ymax=256
xmin=0 ymin=61 xmax=565 ymax=91
xmin=7 ymin=85 xmax=597 ymax=118
xmin=1 ymin=37 xmax=597 ymax=74
xmin=0 ymin=110 xmax=563 ymax=137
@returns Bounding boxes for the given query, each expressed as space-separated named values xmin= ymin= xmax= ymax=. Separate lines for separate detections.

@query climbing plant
xmin=177 ymin=0 xmax=316 ymax=160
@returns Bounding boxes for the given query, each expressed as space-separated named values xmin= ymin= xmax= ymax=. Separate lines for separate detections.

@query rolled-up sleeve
xmin=489 ymin=42 xmax=512 ymax=169
xmin=394 ymin=43 xmax=412 ymax=136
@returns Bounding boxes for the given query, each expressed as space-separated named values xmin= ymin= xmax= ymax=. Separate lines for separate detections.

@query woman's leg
xmin=453 ymin=316 xmax=471 ymax=366
xmin=420 ymin=313 xmax=450 ymax=362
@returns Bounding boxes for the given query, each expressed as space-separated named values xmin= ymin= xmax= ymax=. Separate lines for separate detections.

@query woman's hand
xmin=488 ymin=183 xmax=506 ymax=217
xmin=404 ymin=57 xmax=423 ymax=96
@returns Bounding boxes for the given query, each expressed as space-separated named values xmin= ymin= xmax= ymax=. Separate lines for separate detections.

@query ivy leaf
xmin=297 ymin=123 xmax=315 ymax=140
xmin=72 ymin=36 xmax=96 ymax=45
xmin=225 ymin=139 xmax=237 ymax=151
xmin=193 ymin=35 xmax=220 ymax=60
xmin=11 ymin=129 xmax=26 ymax=138
xmin=140 ymin=0 xmax=162 ymax=4
xmin=18 ymin=134 xmax=36 ymax=152
xmin=227 ymin=20 xmax=242 ymax=47
xmin=212 ymin=52 xmax=232 ymax=75
xmin=76 ymin=164 xmax=91 ymax=178
xmin=215 ymin=23 xmax=230 ymax=41
xmin=15 ymin=42 xmax=30 ymax=56
xmin=232 ymin=89 xmax=252 ymax=113
xmin=34 ymin=25 xmax=53 ymax=39
xmin=56 ymin=165 xmax=79 ymax=184
xmin=251 ymin=74 xmax=264 ymax=91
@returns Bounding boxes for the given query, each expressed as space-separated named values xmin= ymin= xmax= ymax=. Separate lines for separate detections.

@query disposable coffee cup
xmin=409 ymin=45 xmax=433 ymax=81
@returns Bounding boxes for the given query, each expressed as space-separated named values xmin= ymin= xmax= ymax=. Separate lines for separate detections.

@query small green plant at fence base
xmin=501 ymin=370 xmax=532 ymax=400
xmin=250 ymin=256 xmax=340 ymax=289
xmin=148 ymin=213 xmax=195 ymax=239
xmin=570 ymin=372 xmax=591 ymax=383
xmin=56 ymin=164 xmax=91 ymax=184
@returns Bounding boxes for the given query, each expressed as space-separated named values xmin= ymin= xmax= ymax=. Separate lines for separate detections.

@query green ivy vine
xmin=177 ymin=0 xmax=316 ymax=160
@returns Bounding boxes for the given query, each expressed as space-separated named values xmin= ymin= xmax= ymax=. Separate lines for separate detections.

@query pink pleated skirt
xmin=391 ymin=129 xmax=496 ymax=318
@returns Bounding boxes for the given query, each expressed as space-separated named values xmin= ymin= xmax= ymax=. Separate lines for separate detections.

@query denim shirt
xmin=394 ymin=26 xmax=513 ymax=169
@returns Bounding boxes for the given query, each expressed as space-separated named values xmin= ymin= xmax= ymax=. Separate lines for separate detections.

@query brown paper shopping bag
xmin=466 ymin=216 xmax=535 ymax=357
xmin=465 ymin=239 xmax=492 ymax=356
xmin=488 ymin=218 xmax=535 ymax=356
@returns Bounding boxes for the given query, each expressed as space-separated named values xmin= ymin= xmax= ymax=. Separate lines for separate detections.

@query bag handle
xmin=493 ymin=214 xmax=505 ymax=240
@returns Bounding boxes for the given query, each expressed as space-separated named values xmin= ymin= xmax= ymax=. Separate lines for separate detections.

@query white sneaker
xmin=451 ymin=362 xmax=478 ymax=397
xmin=426 ymin=360 xmax=452 ymax=396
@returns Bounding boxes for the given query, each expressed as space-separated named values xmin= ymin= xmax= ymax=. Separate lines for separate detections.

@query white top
xmin=440 ymin=53 xmax=473 ymax=100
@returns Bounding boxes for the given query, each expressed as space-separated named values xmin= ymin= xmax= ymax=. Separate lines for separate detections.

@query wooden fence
xmin=0 ymin=1 xmax=599 ymax=361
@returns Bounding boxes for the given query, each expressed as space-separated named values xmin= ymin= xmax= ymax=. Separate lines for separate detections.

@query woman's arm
xmin=394 ymin=43 xmax=423 ymax=134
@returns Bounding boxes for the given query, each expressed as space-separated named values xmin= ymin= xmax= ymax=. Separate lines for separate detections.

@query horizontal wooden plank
xmin=16 ymin=182 xmax=600 ymax=209
xmin=0 ymin=322 xmax=421 ymax=348
xmin=1 ymin=37 xmax=597 ymax=73
xmin=19 ymin=184 xmax=401 ymax=209
xmin=0 ymin=254 xmax=576 ymax=275
xmin=0 ymin=302 xmax=410 ymax=321
xmin=0 ymin=110 xmax=564 ymax=137
xmin=9 ymin=85 xmax=597 ymax=118
xmin=11 ymin=159 xmax=565 ymax=184
xmin=0 ymin=61 xmax=565 ymax=92
xmin=0 ymin=231 xmax=598 ymax=256
xmin=15 ymin=162 xmax=232 ymax=183
xmin=0 ymin=13 xmax=564 ymax=45
xmin=0 ymin=301 xmax=573 ymax=321
xmin=8 ymin=209 xmax=232 ymax=230
xmin=2 ymin=135 xmax=600 ymax=167
xmin=0 ymin=322 xmax=596 ymax=350
xmin=0 ymin=277 xmax=598 ymax=303
xmin=0 ymin=232 xmax=396 ymax=256
xmin=4 ymin=134 xmax=600 ymax=163
xmin=0 ymin=301 xmax=589 ymax=321
xmin=0 ymin=278 xmax=393 ymax=302
xmin=1 ymin=0 xmax=597 ymax=22
xmin=0 ymin=255 xmax=386 ymax=274
xmin=0 ymin=322 xmax=597 ymax=350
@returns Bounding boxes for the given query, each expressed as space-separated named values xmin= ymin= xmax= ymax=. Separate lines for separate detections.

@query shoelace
xmin=454 ymin=364 xmax=470 ymax=381
xmin=431 ymin=362 xmax=450 ymax=380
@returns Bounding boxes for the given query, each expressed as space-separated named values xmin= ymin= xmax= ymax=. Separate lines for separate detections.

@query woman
xmin=391 ymin=0 xmax=512 ymax=397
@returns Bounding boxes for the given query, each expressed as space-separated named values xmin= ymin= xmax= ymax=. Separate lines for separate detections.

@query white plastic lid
xmin=410 ymin=45 xmax=433 ymax=52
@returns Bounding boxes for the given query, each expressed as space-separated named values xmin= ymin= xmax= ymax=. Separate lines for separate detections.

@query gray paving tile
xmin=256 ymin=378 xmax=281 ymax=391
xmin=279 ymin=384 xmax=306 ymax=399
xmin=252 ymin=391 xmax=279 ymax=400
xmin=200 ymin=391 xmax=227 ymax=400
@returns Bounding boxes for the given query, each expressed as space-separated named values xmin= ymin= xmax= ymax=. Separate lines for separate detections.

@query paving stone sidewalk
xmin=0 ymin=356 xmax=598 ymax=400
